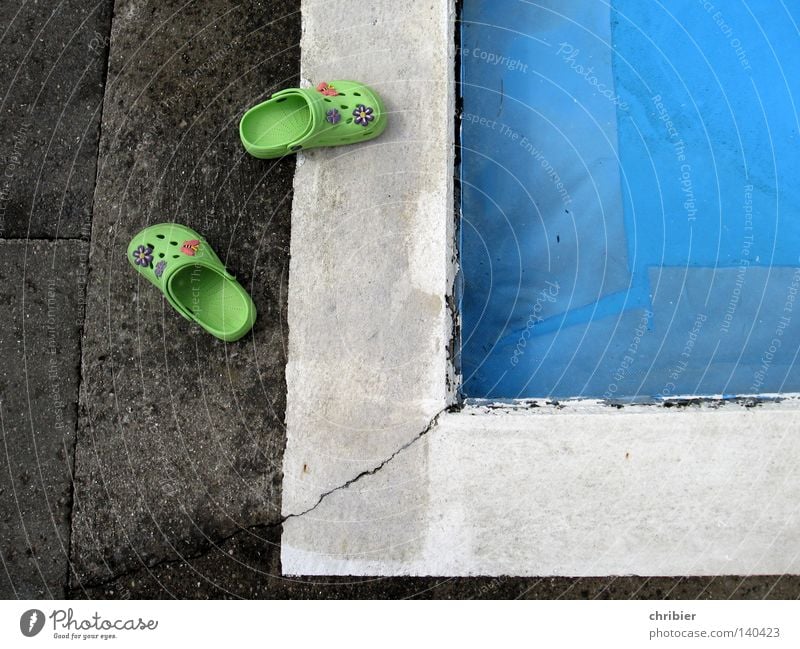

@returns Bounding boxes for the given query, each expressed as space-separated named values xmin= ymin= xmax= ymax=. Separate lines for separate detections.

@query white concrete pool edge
xmin=281 ymin=0 xmax=800 ymax=576
xmin=281 ymin=0 xmax=457 ymax=517
xmin=284 ymin=400 xmax=800 ymax=576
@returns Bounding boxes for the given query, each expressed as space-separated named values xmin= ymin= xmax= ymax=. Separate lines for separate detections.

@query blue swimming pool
xmin=460 ymin=0 xmax=800 ymax=400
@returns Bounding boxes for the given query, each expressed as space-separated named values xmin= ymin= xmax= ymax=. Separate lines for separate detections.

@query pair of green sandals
xmin=128 ymin=80 xmax=386 ymax=341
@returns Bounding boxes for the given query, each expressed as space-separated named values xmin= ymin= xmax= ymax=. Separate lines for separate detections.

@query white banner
xmin=1 ymin=600 xmax=797 ymax=648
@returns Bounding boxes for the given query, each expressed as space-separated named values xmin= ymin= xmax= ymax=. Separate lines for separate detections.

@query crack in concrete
xmin=64 ymin=0 xmax=116 ymax=597
xmin=285 ymin=406 xmax=451 ymax=521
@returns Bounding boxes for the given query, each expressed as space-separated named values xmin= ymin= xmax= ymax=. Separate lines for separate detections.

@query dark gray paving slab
xmin=70 ymin=0 xmax=299 ymax=586
xmin=68 ymin=526 xmax=800 ymax=598
xmin=0 ymin=239 xmax=87 ymax=598
xmin=0 ymin=0 xmax=112 ymax=239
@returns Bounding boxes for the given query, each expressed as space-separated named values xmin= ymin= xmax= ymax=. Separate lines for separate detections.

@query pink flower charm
xmin=316 ymin=82 xmax=339 ymax=97
xmin=181 ymin=239 xmax=200 ymax=256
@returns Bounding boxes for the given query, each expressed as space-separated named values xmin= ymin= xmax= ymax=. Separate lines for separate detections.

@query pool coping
xmin=281 ymin=0 xmax=800 ymax=576
xmin=281 ymin=0 xmax=457 ymax=521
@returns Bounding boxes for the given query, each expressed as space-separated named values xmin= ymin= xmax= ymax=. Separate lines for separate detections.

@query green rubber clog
xmin=239 ymin=80 xmax=388 ymax=159
xmin=127 ymin=223 xmax=256 ymax=342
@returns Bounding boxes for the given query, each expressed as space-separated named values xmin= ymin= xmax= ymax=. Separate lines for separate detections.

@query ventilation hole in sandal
xmin=353 ymin=92 xmax=361 ymax=96
xmin=346 ymin=118 xmax=353 ymax=124
xmin=338 ymin=92 xmax=346 ymax=96
xmin=170 ymin=240 xmax=178 ymax=246
xmin=156 ymin=234 xmax=165 ymax=239
xmin=158 ymin=252 xmax=165 ymax=258
xmin=172 ymin=254 xmax=180 ymax=259
xmin=340 ymin=105 xmax=349 ymax=110
xmin=324 ymin=98 xmax=332 ymax=103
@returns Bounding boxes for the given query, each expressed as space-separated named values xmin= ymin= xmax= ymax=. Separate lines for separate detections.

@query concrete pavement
xmin=1 ymin=0 xmax=799 ymax=599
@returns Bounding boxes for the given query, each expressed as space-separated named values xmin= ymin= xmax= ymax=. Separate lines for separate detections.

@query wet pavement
xmin=1 ymin=0 xmax=799 ymax=599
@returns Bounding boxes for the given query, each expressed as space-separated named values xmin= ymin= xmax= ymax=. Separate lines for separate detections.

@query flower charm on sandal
xmin=353 ymin=104 xmax=374 ymax=127
xmin=326 ymin=108 xmax=341 ymax=124
xmin=181 ymin=239 xmax=200 ymax=256
xmin=316 ymin=82 xmax=338 ymax=97
xmin=154 ymin=260 xmax=167 ymax=278
xmin=132 ymin=245 xmax=153 ymax=267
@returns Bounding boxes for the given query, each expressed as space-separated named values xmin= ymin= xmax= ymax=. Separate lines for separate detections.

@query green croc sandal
xmin=127 ymin=223 xmax=257 ymax=342
xmin=239 ymin=80 xmax=388 ymax=159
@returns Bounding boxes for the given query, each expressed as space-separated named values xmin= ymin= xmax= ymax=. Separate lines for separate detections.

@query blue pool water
xmin=461 ymin=0 xmax=800 ymax=400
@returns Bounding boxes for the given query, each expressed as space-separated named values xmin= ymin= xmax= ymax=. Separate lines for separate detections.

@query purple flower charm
xmin=132 ymin=245 xmax=153 ymax=267
xmin=353 ymin=104 xmax=374 ymax=127
xmin=154 ymin=260 xmax=167 ymax=278
xmin=326 ymin=108 xmax=341 ymax=124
